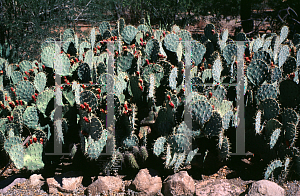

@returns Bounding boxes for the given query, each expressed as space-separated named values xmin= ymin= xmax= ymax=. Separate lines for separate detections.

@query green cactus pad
xmin=11 ymin=71 xmax=23 ymax=85
xmin=223 ymin=44 xmax=237 ymax=65
xmin=125 ymin=152 xmax=139 ymax=169
xmin=256 ymin=83 xmax=278 ymax=104
xmin=79 ymin=90 xmax=98 ymax=113
xmin=265 ymin=119 xmax=282 ymax=137
xmin=123 ymin=134 xmax=139 ymax=149
xmin=36 ymin=89 xmax=54 ymax=116
xmin=168 ymin=133 xmax=190 ymax=153
xmin=153 ymin=136 xmax=167 ymax=156
xmin=23 ymin=106 xmax=39 ymax=129
xmin=282 ymin=108 xmax=299 ymax=127
xmin=284 ymin=123 xmax=297 ymax=148
xmin=282 ymin=56 xmax=297 ymax=76
xmin=15 ymin=80 xmax=35 ymax=103
xmin=204 ymin=111 xmax=223 ymax=137
xmin=163 ymin=33 xmax=180 ymax=53
xmin=259 ymin=98 xmax=280 ymax=120
xmin=41 ymin=46 xmax=55 ymax=68
xmin=145 ymin=39 xmax=160 ymax=62
xmin=185 ymin=148 xmax=199 ymax=165
xmin=116 ymin=52 xmax=134 ymax=72
xmin=121 ymin=25 xmax=138 ymax=45
xmin=252 ymin=50 xmax=271 ymax=64
xmin=24 ymin=142 xmax=44 ymax=171
xmin=264 ymin=159 xmax=283 ymax=180
xmin=174 ymin=152 xmax=185 ymax=172
xmin=247 ymin=60 xmax=269 ymax=86
xmin=191 ymin=42 xmax=206 ymax=66
xmin=142 ymin=63 xmax=164 ymax=87
xmin=189 ymin=99 xmax=213 ymax=125
xmin=34 ymin=72 xmax=47 ymax=93
xmin=269 ymin=128 xmax=281 ymax=149
xmin=219 ymin=136 xmax=231 ymax=161
xmin=279 ymin=80 xmax=300 ymax=108
xmin=19 ymin=60 xmax=33 ymax=74
xmin=99 ymin=21 xmax=111 ymax=36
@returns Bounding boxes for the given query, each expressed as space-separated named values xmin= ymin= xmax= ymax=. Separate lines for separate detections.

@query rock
xmin=86 ymin=176 xmax=123 ymax=195
xmin=132 ymin=168 xmax=162 ymax=195
xmin=195 ymin=179 xmax=243 ymax=196
xmin=0 ymin=175 xmax=26 ymax=194
xmin=29 ymin=174 xmax=44 ymax=187
xmin=247 ymin=180 xmax=285 ymax=196
xmin=163 ymin=171 xmax=195 ymax=196
xmin=46 ymin=171 xmax=83 ymax=194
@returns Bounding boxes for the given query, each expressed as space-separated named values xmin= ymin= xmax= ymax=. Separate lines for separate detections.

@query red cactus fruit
xmin=33 ymin=137 xmax=37 ymax=143
xmin=10 ymin=87 xmax=14 ymax=91
xmin=124 ymin=103 xmax=128 ymax=111
xmin=42 ymin=65 xmax=46 ymax=69
xmin=140 ymin=38 xmax=143 ymax=42
xmin=139 ymin=85 xmax=143 ymax=91
xmin=97 ymin=45 xmax=101 ymax=50
xmin=209 ymin=92 xmax=213 ymax=98
xmin=136 ymin=71 xmax=140 ymax=76
xmin=88 ymin=107 xmax=92 ymax=113
xmin=146 ymin=59 xmax=150 ymax=65
xmin=97 ymin=88 xmax=101 ymax=93
xmin=80 ymin=104 xmax=85 ymax=109
xmin=169 ymin=101 xmax=174 ymax=108
xmin=20 ymin=100 xmax=23 ymax=105
xmin=83 ymin=116 xmax=89 ymax=123
xmin=167 ymin=95 xmax=171 ymax=101
xmin=96 ymin=94 xmax=100 ymax=99
xmin=179 ymin=38 xmax=182 ymax=41
xmin=29 ymin=139 xmax=33 ymax=144
xmin=40 ymin=138 xmax=43 ymax=144
xmin=35 ymin=62 xmax=38 ymax=66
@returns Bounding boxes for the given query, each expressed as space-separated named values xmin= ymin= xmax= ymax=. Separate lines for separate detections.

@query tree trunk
xmin=240 ymin=0 xmax=253 ymax=33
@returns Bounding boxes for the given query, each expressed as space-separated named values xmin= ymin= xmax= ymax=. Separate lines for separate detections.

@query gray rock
xmin=29 ymin=174 xmax=44 ymax=187
xmin=132 ymin=168 xmax=162 ymax=196
xmin=247 ymin=180 xmax=285 ymax=196
xmin=86 ymin=176 xmax=123 ymax=195
xmin=163 ymin=171 xmax=195 ymax=196
xmin=195 ymin=179 xmax=243 ymax=196
xmin=46 ymin=171 xmax=83 ymax=194
xmin=0 ymin=175 xmax=26 ymax=194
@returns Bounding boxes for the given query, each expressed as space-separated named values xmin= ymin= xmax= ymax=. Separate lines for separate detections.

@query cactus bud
xmin=33 ymin=136 xmax=37 ymax=143
xmin=42 ymin=65 xmax=46 ymax=69
xmin=140 ymin=42 xmax=144 ymax=46
xmin=179 ymin=38 xmax=182 ymax=41
xmin=97 ymin=45 xmax=101 ymax=50
xmin=29 ymin=139 xmax=33 ymax=144
xmin=35 ymin=62 xmax=38 ymax=66
xmin=209 ymin=92 xmax=213 ymax=98
xmin=163 ymin=31 xmax=166 ymax=37
xmin=211 ymin=29 xmax=215 ymax=34
xmin=146 ymin=59 xmax=150 ymax=65
xmin=40 ymin=138 xmax=43 ymax=144
xmin=136 ymin=71 xmax=140 ymax=76
xmin=140 ymin=38 xmax=143 ymax=42
xmin=24 ymin=76 xmax=27 ymax=80
xmin=124 ymin=103 xmax=128 ymax=111
xmin=20 ymin=100 xmax=23 ymax=105
xmin=96 ymin=94 xmax=100 ymax=99
xmin=67 ymin=54 xmax=71 ymax=58
xmin=10 ymin=87 xmax=14 ymax=91
xmin=88 ymin=107 xmax=92 ymax=113
xmin=169 ymin=101 xmax=174 ymax=108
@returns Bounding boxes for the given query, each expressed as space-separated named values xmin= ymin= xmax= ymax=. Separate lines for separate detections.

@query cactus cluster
xmin=1 ymin=17 xmax=300 ymax=182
